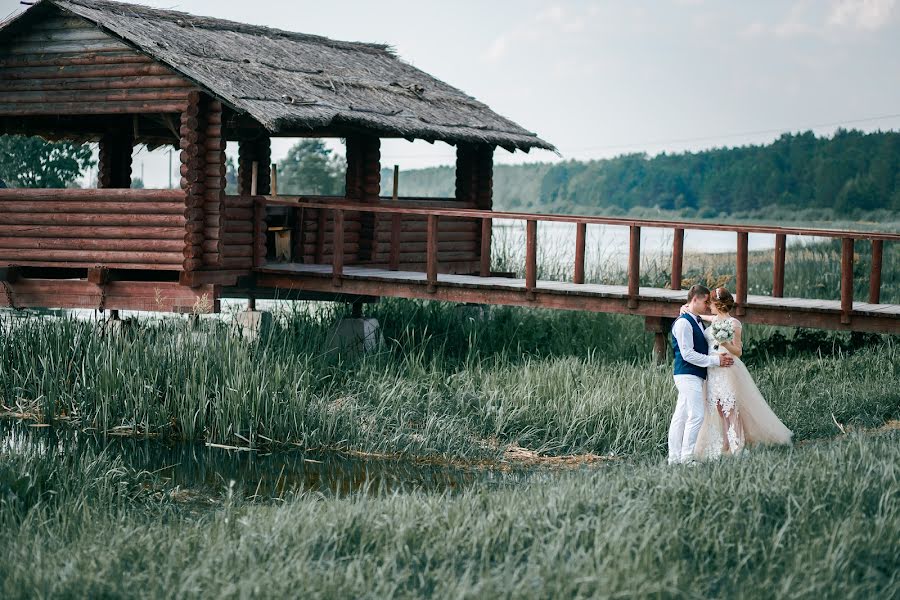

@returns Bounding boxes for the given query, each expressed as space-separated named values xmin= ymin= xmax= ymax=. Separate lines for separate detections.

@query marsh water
xmin=0 ymin=422 xmax=536 ymax=499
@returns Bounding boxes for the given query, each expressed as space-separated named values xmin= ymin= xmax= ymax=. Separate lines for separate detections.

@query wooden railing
xmin=0 ymin=188 xmax=186 ymax=270
xmin=257 ymin=197 xmax=899 ymax=317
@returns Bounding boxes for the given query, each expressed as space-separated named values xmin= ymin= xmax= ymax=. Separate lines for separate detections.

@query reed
xmin=0 ymin=429 xmax=896 ymax=598
xmin=0 ymin=305 xmax=896 ymax=459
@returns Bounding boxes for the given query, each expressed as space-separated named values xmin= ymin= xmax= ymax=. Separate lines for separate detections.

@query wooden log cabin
xmin=0 ymin=0 xmax=553 ymax=313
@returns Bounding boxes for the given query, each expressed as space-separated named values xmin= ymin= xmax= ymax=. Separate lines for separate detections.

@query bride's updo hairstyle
xmin=713 ymin=287 xmax=735 ymax=313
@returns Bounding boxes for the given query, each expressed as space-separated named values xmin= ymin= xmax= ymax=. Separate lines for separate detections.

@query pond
xmin=0 ymin=421 xmax=539 ymax=499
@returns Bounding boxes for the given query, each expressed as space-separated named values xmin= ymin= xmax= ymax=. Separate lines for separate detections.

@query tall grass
xmin=0 ymin=430 xmax=896 ymax=598
xmin=1 ymin=306 xmax=896 ymax=458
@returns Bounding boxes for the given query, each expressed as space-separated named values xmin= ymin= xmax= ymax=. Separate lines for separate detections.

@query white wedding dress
xmin=693 ymin=316 xmax=793 ymax=460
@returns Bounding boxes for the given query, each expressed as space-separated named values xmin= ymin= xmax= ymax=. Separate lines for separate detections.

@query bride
xmin=682 ymin=287 xmax=792 ymax=459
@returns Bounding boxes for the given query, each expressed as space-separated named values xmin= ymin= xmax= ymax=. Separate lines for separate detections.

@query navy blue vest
xmin=672 ymin=313 xmax=709 ymax=379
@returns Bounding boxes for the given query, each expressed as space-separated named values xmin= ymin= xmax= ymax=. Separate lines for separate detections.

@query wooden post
xmin=736 ymin=232 xmax=748 ymax=316
xmin=627 ymin=225 xmax=640 ymax=308
xmin=670 ymin=228 xmax=684 ymax=291
xmin=270 ymin=163 xmax=278 ymax=197
xmin=869 ymin=239 xmax=883 ymax=304
xmin=253 ymin=198 xmax=266 ymax=268
xmin=525 ymin=220 xmax=537 ymax=299
xmin=841 ymin=238 xmax=854 ymax=324
xmin=332 ymin=209 xmax=344 ymax=287
xmin=480 ymin=217 xmax=492 ymax=277
xmin=180 ymin=91 xmax=205 ymax=274
xmin=392 ymin=165 xmax=399 ymax=201
xmin=250 ymin=161 xmax=258 ymax=196
xmin=389 ymin=213 xmax=401 ymax=271
xmin=426 ymin=214 xmax=438 ymax=293
xmin=315 ymin=208 xmax=326 ymax=264
xmin=574 ymin=222 xmax=586 ymax=284
xmin=773 ymin=233 xmax=786 ymax=298
xmin=645 ymin=316 xmax=672 ymax=365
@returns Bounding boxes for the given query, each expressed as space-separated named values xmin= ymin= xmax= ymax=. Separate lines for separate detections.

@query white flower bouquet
xmin=711 ymin=319 xmax=735 ymax=349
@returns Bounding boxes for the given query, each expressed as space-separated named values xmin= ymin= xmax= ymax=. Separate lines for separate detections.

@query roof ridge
xmin=51 ymin=0 xmax=394 ymax=56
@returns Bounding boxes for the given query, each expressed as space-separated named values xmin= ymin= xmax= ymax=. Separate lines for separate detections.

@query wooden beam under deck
xmin=0 ymin=279 xmax=219 ymax=313
xmin=255 ymin=264 xmax=900 ymax=335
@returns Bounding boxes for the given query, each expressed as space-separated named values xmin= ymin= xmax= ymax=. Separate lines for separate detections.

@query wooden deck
xmin=256 ymin=263 xmax=900 ymax=335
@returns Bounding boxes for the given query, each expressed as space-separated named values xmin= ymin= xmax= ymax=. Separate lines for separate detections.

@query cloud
xmin=484 ymin=4 xmax=592 ymax=62
xmin=827 ymin=0 xmax=896 ymax=29
xmin=741 ymin=0 xmax=896 ymax=38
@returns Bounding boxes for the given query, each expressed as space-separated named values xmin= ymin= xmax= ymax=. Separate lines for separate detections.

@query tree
xmin=279 ymin=139 xmax=345 ymax=196
xmin=0 ymin=135 xmax=94 ymax=188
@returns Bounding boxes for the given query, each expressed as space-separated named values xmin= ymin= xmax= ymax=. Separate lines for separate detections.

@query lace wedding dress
xmin=693 ymin=317 xmax=793 ymax=460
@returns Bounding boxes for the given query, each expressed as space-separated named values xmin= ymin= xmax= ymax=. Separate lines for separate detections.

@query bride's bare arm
xmin=721 ymin=326 xmax=743 ymax=357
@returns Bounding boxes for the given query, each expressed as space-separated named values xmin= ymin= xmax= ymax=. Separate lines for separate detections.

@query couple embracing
xmin=668 ymin=284 xmax=792 ymax=465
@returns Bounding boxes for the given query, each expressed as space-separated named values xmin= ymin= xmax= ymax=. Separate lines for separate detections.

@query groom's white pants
xmin=668 ymin=374 xmax=705 ymax=463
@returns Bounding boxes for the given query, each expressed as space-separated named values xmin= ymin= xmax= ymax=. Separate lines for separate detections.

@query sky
xmin=2 ymin=0 xmax=900 ymax=188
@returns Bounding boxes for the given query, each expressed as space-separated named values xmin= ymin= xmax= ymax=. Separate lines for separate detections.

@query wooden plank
xmin=773 ymin=233 xmax=786 ymax=298
xmin=671 ymin=227 xmax=683 ymax=291
xmin=0 ymin=213 xmax=184 ymax=227
xmin=0 ymin=225 xmax=183 ymax=239
xmin=0 ymin=237 xmax=182 ymax=252
xmin=0 ymin=100 xmax=189 ymax=116
xmin=0 ymin=189 xmax=182 ymax=200
xmin=574 ymin=222 xmax=586 ymax=284
xmin=389 ymin=213 xmax=401 ymax=271
xmin=526 ymin=219 xmax=537 ymax=298
xmin=0 ymin=201 xmax=184 ymax=215
xmin=869 ymin=239 xmax=883 ymax=304
xmin=1 ymin=76 xmax=192 ymax=92
xmin=0 ymin=248 xmax=183 ymax=264
xmin=841 ymin=238 xmax=854 ymax=324
xmin=332 ymin=209 xmax=344 ymax=287
xmin=736 ymin=231 xmax=748 ymax=316
xmin=480 ymin=217 xmax=492 ymax=277
xmin=628 ymin=225 xmax=640 ymax=308
xmin=427 ymin=214 xmax=439 ymax=292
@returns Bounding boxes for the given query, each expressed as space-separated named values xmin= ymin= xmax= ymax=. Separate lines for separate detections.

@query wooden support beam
xmin=427 ymin=214 xmax=439 ymax=292
xmin=525 ymin=220 xmax=537 ymax=299
xmin=315 ymin=209 xmax=326 ymax=264
xmin=389 ymin=213 xmax=401 ymax=271
xmin=480 ymin=217 xmax=492 ymax=277
xmin=773 ymin=233 xmax=786 ymax=298
xmin=392 ymin=165 xmax=399 ymax=201
xmin=574 ymin=222 xmax=586 ymax=284
xmin=671 ymin=227 xmax=683 ymax=291
xmin=87 ymin=267 xmax=110 ymax=285
xmin=628 ymin=225 xmax=640 ymax=309
xmin=332 ymin=209 xmax=344 ymax=287
xmin=869 ymin=239 xmax=883 ymax=304
xmin=841 ymin=238 xmax=854 ymax=324
xmin=736 ymin=232 xmax=748 ymax=316
xmin=270 ymin=163 xmax=278 ymax=197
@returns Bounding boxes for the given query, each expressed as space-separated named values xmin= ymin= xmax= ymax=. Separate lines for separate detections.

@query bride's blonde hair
xmin=713 ymin=287 xmax=735 ymax=313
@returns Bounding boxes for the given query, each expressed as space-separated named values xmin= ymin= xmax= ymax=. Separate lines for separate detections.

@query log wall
xmin=0 ymin=189 xmax=186 ymax=270
xmin=0 ymin=12 xmax=197 ymax=116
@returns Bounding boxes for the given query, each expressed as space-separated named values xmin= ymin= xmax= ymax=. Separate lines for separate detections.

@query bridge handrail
xmin=259 ymin=196 xmax=900 ymax=242
xmin=255 ymin=196 xmax=894 ymax=321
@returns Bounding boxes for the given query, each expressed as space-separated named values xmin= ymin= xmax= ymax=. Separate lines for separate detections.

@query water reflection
xmin=0 ymin=422 xmax=535 ymax=499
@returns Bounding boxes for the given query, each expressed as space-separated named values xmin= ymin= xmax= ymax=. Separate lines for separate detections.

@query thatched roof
xmin=9 ymin=0 xmax=554 ymax=152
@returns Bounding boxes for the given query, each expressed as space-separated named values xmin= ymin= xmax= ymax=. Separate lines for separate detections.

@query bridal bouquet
xmin=711 ymin=319 xmax=735 ymax=348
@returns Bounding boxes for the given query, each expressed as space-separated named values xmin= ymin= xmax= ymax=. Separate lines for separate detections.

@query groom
xmin=668 ymin=284 xmax=734 ymax=464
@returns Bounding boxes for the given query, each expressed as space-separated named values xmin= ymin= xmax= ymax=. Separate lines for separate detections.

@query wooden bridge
xmin=247 ymin=198 xmax=900 ymax=348
xmin=0 ymin=0 xmax=897 ymax=356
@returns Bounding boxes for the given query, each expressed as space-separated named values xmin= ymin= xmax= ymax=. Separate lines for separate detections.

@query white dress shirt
xmin=673 ymin=313 xmax=721 ymax=369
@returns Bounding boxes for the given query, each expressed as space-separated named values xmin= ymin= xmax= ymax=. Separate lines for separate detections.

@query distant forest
xmin=383 ymin=129 xmax=900 ymax=219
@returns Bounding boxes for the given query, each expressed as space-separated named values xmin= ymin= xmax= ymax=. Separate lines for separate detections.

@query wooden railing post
xmin=574 ymin=222 xmax=586 ymax=284
xmin=627 ymin=225 xmax=640 ymax=308
xmin=525 ymin=219 xmax=537 ymax=299
xmin=253 ymin=197 xmax=266 ymax=268
xmin=773 ymin=233 xmax=786 ymax=298
xmin=869 ymin=239 xmax=883 ymax=304
xmin=315 ymin=208 xmax=326 ymax=264
xmin=736 ymin=232 xmax=748 ymax=316
xmin=841 ymin=237 xmax=854 ymax=324
xmin=426 ymin=214 xmax=439 ymax=292
xmin=332 ymin=209 xmax=344 ymax=287
xmin=389 ymin=213 xmax=401 ymax=271
xmin=670 ymin=227 xmax=683 ymax=291
xmin=480 ymin=217 xmax=492 ymax=277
